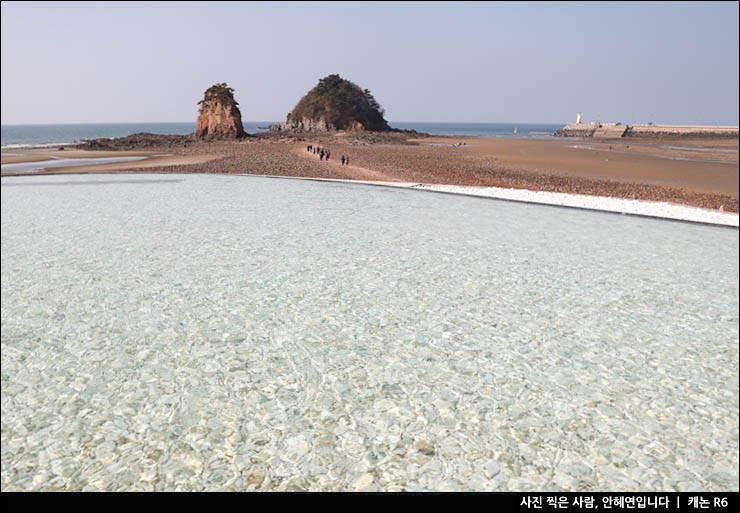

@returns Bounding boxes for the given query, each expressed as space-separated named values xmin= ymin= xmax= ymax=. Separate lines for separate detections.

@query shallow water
xmin=0 ymin=156 xmax=147 ymax=174
xmin=1 ymin=173 xmax=738 ymax=491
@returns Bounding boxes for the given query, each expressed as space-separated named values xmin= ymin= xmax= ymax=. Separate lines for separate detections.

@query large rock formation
xmin=272 ymin=74 xmax=391 ymax=133
xmin=195 ymin=83 xmax=246 ymax=139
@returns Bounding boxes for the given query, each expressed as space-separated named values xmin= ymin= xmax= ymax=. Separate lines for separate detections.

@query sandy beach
xmin=2 ymin=133 xmax=738 ymax=213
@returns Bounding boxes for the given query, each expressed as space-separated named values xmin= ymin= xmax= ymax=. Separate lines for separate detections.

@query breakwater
xmin=554 ymin=123 xmax=738 ymax=139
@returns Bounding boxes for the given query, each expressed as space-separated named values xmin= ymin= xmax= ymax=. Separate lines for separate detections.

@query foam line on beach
xmin=415 ymin=184 xmax=739 ymax=227
xmin=239 ymin=173 xmax=739 ymax=227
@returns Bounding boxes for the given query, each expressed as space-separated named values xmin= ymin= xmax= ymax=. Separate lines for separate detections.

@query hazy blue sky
xmin=2 ymin=1 xmax=738 ymax=125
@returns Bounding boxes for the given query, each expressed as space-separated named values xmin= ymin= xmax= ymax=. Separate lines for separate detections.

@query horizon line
xmin=1 ymin=120 xmax=569 ymax=127
xmin=3 ymin=120 xmax=739 ymax=128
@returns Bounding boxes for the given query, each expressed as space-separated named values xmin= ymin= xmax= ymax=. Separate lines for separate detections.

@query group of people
xmin=307 ymin=144 xmax=331 ymax=161
xmin=306 ymin=144 xmax=350 ymax=165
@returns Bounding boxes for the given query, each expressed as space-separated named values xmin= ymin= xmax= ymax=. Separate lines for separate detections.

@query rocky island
xmin=194 ymin=82 xmax=246 ymax=139
xmin=271 ymin=74 xmax=391 ymax=133
xmin=77 ymin=82 xmax=248 ymax=150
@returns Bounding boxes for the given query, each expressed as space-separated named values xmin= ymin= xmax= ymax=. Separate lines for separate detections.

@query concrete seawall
xmin=553 ymin=124 xmax=596 ymax=137
xmin=624 ymin=125 xmax=739 ymax=138
xmin=555 ymin=123 xmax=739 ymax=139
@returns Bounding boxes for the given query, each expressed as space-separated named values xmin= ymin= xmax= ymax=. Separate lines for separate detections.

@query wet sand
xmin=2 ymin=134 xmax=737 ymax=212
xmin=451 ymin=137 xmax=739 ymax=194
xmin=1 ymin=149 xmax=155 ymax=164
xmin=1 ymin=149 xmax=219 ymax=172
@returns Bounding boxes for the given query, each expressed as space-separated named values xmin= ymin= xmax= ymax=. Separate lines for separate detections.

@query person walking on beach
xmin=319 ymin=149 xmax=325 ymax=161
xmin=345 ymin=155 xmax=349 ymax=165
xmin=326 ymin=150 xmax=330 ymax=161
xmin=341 ymin=155 xmax=346 ymax=165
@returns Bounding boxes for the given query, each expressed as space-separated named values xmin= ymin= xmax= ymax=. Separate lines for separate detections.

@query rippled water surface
xmin=1 ymin=174 xmax=738 ymax=491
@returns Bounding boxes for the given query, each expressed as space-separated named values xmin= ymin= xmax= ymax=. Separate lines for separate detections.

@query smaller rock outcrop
xmin=79 ymin=133 xmax=191 ymax=150
xmin=195 ymin=83 xmax=246 ymax=139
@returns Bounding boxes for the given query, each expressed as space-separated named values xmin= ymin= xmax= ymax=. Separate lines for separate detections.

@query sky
xmin=1 ymin=1 xmax=738 ymax=125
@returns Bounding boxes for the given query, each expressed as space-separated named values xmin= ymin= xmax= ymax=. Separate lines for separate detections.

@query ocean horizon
xmin=0 ymin=122 xmax=563 ymax=148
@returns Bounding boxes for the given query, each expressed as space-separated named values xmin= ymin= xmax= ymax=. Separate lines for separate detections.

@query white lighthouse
xmin=576 ymin=112 xmax=583 ymax=124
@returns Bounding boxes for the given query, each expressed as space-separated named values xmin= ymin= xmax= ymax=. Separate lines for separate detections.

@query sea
xmin=0 ymin=122 xmax=562 ymax=149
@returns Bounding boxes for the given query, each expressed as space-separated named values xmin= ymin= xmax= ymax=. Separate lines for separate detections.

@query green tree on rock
xmin=287 ymin=74 xmax=390 ymax=131
xmin=198 ymin=83 xmax=239 ymax=111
